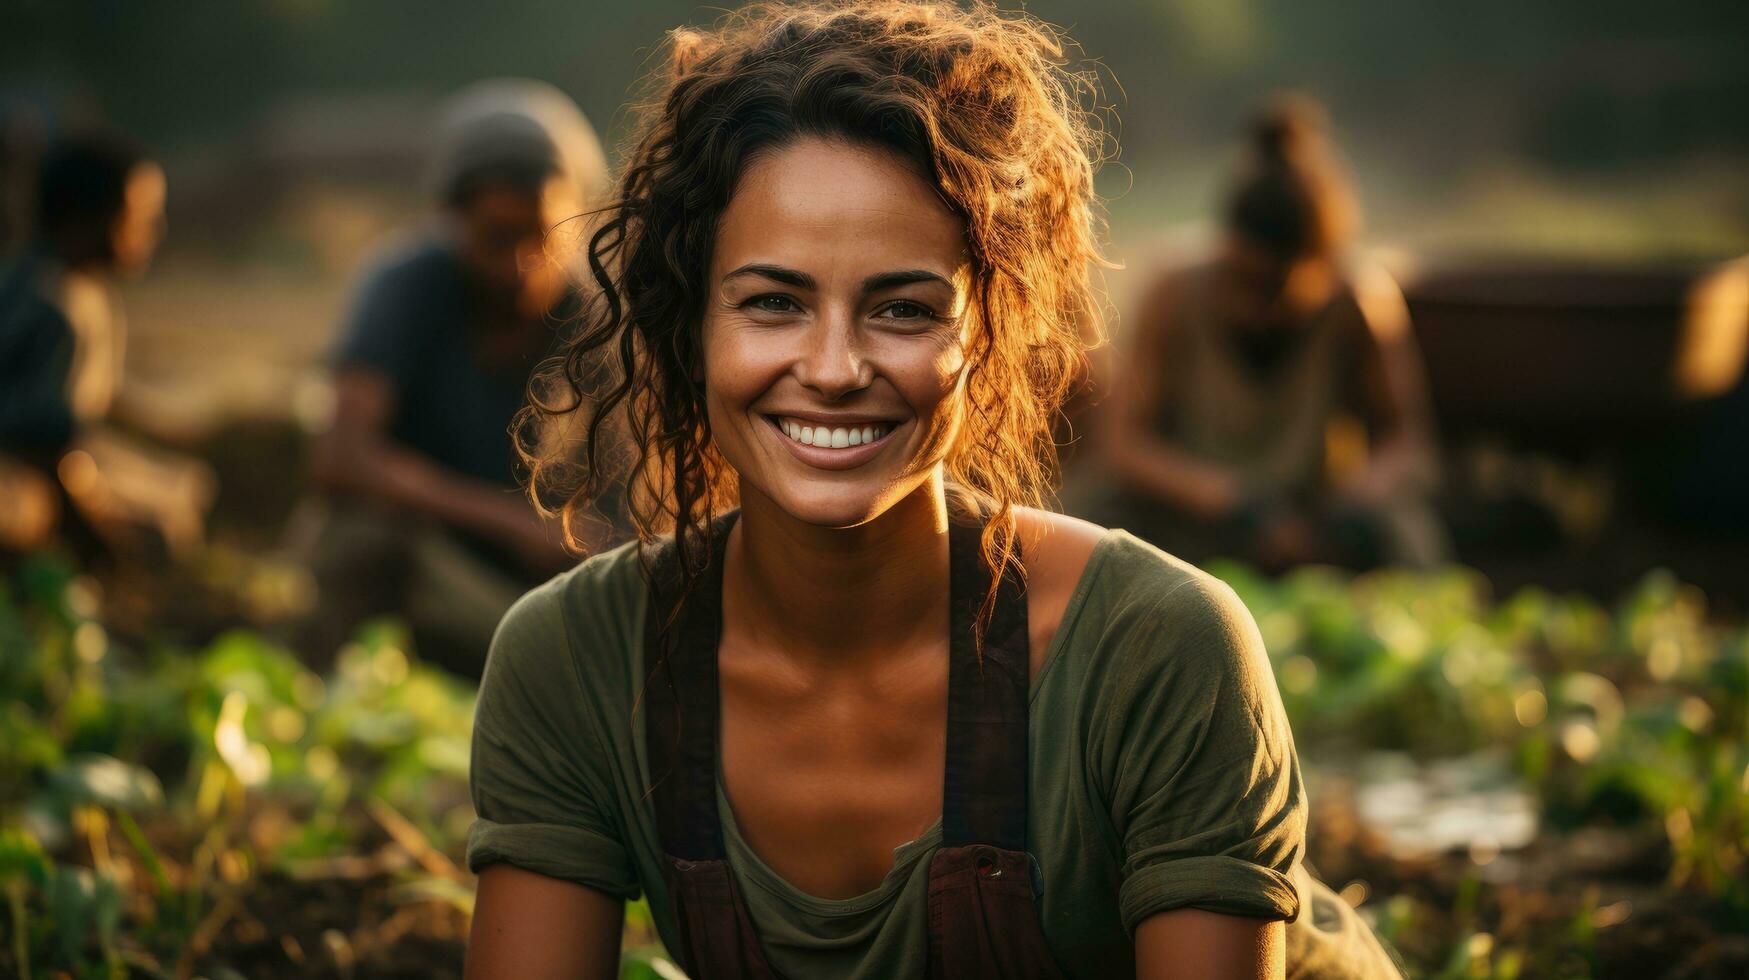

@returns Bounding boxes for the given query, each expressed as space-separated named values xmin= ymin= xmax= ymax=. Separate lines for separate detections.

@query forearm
xmin=102 ymin=386 xmax=200 ymax=448
xmin=1340 ymin=428 xmax=1439 ymax=504
xmin=1105 ymin=435 xmax=1242 ymax=520
xmin=313 ymin=434 xmax=529 ymax=542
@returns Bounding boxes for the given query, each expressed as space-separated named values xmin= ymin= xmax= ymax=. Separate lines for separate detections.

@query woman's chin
xmin=737 ymin=455 xmax=940 ymax=530
xmin=763 ymin=492 xmax=886 ymax=530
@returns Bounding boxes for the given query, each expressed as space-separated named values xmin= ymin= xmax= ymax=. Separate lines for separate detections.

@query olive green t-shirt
xmin=467 ymin=529 xmax=1392 ymax=978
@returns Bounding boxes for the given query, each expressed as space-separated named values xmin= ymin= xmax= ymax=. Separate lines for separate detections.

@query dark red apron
xmin=643 ymin=512 xmax=1067 ymax=979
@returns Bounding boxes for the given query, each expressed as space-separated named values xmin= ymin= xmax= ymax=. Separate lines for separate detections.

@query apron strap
xmin=643 ymin=510 xmax=1030 ymax=855
xmin=942 ymin=518 xmax=1031 ymax=850
xmin=645 ymin=511 xmax=738 ymax=861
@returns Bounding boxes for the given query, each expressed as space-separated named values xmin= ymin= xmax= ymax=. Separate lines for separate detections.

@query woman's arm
xmin=466 ymin=578 xmax=645 ymax=978
xmin=1340 ymin=267 xmax=1440 ymax=504
xmin=1135 ymin=909 xmax=1285 ymax=980
xmin=467 ymin=865 xmax=624 ymax=979
xmin=310 ymin=368 xmax=581 ymax=572
xmin=1101 ymin=271 xmax=1246 ymax=520
xmin=1096 ymin=564 xmax=1306 ymax=978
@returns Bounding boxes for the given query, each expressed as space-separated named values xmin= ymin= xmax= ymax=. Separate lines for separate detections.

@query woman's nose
xmin=794 ymin=313 xmax=871 ymax=398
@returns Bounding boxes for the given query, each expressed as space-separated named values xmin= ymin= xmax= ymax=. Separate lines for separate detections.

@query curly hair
xmin=517 ymin=0 xmax=1109 ymax=628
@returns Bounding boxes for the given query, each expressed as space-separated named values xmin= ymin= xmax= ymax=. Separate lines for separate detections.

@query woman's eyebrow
xmin=862 ymin=269 xmax=954 ymax=293
xmin=721 ymin=264 xmax=954 ymax=294
xmin=723 ymin=263 xmax=815 ymax=289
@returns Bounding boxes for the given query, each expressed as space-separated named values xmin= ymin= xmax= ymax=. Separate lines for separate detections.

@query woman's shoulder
xmin=1014 ymin=509 xmax=1107 ymax=676
xmin=1049 ymin=530 xmax=1297 ymax=822
xmin=481 ymin=538 xmax=648 ymax=703
xmin=1050 ymin=525 xmax=1273 ymax=700
xmin=1014 ymin=510 xmax=1248 ymax=627
xmin=1324 ymin=255 xmax=1410 ymax=336
xmin=1054 ymin=520 xmax=1246 ymax=619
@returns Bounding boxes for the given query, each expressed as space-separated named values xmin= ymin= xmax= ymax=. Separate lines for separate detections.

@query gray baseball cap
xmin=428 ymin=78 xmax=610 ymax=209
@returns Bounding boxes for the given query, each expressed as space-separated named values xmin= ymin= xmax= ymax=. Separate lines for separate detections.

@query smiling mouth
xmin=766 ymin=415 xmax=897 ymax=449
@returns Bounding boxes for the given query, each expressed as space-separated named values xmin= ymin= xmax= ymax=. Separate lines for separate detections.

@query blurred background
xmin=1 ymin=1 xmax=1746 ymax=978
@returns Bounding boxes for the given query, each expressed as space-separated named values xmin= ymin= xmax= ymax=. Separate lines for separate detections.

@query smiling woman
xmin=513 ymin=1 xmax=1099 ymax=611
xmin=703 ymin=139 xmax=973 ymax=530
xmin=468 ymin=2 xmax=1401 ymax=979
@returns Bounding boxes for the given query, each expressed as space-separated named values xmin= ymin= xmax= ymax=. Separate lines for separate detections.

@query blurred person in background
xmin=1095 ymin=98 xmax=1446 ymax=573
xmin=0 ymin=128 xmax=184 ymax=559
xmin=289 ymin=79 xmax=625 ymax=676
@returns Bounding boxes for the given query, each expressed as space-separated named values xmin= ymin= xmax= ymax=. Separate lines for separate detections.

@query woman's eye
xmin=880 ymin=300 xmax=933 ymax=320
xmin=750 ymin=294 xmax=798 ymax=314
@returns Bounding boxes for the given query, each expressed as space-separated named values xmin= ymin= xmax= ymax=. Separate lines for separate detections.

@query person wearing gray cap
xmin=289 ymin=79 xmax=625 ymax=677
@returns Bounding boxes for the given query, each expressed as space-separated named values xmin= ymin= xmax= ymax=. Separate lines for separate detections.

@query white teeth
xmin=777 ymin=418 xmax=891 ymax=449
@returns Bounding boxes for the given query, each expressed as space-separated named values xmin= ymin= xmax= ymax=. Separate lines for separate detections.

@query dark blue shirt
xmin=334 ymin=235 xmax=559 ymax=488
xmin=0 ymin=251 xmax=77 ymax=462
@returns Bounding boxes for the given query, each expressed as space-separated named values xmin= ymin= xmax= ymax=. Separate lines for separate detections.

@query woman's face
xmin=1217 ymin=235 xmax=1337 ymax=331
xmin=702 ymin=138 xmax=972 ymax=529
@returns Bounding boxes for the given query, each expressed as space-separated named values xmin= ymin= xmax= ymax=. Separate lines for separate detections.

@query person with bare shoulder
xmin=1098 ymin=98 xmax=1446 ymax=574
xmin=466 ymin=4 xmax=1401 ymax=978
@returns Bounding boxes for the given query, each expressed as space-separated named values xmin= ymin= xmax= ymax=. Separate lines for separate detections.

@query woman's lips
xmin=763 ymin=414 xmax=901 ymax=470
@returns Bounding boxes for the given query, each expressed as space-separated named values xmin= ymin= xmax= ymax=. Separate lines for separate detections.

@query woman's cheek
xmin=876 ymin=334 xmax=968 ymax=470
xmin=703 ymin=318 xmax=782 ymax=397
xmin=878 ymin=325 xmax=966 ymax=397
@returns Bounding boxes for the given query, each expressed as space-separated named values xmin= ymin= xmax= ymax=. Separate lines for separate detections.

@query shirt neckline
xmin=717 ymin=772 xmax=943 ymax=918
xmin=711 ymin=528 xmax=1124 ymax=915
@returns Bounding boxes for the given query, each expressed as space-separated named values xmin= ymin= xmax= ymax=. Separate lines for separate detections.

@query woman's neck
xmin=725 ymin=474 xmax=951 ymax=667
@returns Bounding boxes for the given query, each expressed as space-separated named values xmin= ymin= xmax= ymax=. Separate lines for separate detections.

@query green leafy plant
xmin=4 ymin=550 xmax=1746 ymax=976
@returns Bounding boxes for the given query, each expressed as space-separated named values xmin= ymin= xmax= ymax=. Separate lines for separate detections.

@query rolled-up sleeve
xmin=1098 ymin=574 xmax=1306 ymax=933
xmin=466 ymin=585 xmax=640 ymax=899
